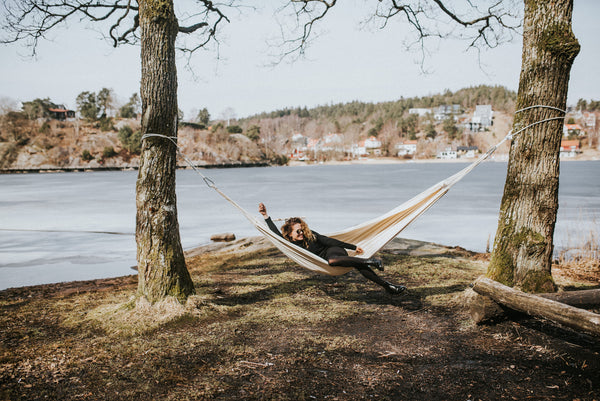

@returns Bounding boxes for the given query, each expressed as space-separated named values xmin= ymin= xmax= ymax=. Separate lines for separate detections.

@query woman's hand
xmin=258 ymin=203 xmax=269 ymax=218
xmin=355 ymin=247 xmax=364 ymax=255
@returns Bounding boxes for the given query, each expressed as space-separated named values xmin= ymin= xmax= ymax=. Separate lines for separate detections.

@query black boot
xmin=384 ymin=281 xmax=407 ymax=295
xmin=365 ymin=258 xmax=384 ymax=271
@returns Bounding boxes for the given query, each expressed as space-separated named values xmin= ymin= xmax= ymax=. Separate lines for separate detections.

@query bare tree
xmin=1 ymin=0 xmax=234 ymax=303
xmin=275 ymin=0 xmax=578 ymax=293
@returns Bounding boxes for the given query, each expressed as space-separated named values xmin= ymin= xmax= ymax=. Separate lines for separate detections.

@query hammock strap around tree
xmin=141 ymin=104 xmax=565 ymax=276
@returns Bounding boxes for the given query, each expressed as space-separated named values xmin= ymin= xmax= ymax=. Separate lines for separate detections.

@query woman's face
xmin=290 ymin=223 xmax=304 ymax=242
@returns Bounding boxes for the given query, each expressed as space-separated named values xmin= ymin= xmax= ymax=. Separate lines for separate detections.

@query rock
xmin=210 ymin=233 xmax=236 ymax=242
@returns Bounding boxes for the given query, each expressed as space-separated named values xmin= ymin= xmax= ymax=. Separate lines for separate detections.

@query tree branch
xmin=176 ymin=0 xmax=232 ymax=54
xmin=1 ymin=0 xmax=236 ymax=56
xmin=270 ymin=0 xmax=336 ymax=64
xmin=272 ymin=0 xmax=521 ymax=65
xmin=178 ymin=21 xmax=209 ymax=34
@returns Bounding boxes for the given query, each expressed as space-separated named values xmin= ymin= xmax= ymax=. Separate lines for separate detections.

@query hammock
xmin=143 ymin=106 xmax=564 ymax=276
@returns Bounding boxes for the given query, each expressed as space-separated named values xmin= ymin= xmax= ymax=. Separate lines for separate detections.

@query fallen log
xmin=538 ymin=288 xmax=600 ymax=307
xmin=210 ymin=233 xmax=236 ymax=242
xmin=472 ymin=276 xmax=600 ymax=337
xmin=464 ymin=288 xmax=505 ymax=324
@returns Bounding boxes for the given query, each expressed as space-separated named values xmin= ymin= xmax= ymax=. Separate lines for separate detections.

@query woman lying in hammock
xmin=259 ymin=203 xmax=406 ymax=295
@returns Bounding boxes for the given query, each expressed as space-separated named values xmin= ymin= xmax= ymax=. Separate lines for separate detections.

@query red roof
xmin=560 ymin=140 xmax=580 ymax=149
xmin=564 ymin=124 xmax=582 ymax=130
xmin=48 ymin=108 xmax=70 ymax=113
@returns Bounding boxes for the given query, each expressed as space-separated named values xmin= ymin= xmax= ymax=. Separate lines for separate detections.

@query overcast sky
xmin=1 ymin=1 xmax=598 ymax=120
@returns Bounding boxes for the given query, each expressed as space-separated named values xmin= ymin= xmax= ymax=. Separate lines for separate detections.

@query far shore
xmin=287 ymin=150 xmax=600 ymax=167
xmin=2 ymin=150 xmax=599 ymax=174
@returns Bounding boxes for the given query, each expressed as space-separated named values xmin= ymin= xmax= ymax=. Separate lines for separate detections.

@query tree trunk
xmin=487 ymin=0 xmax=579 ymax=293
xmin=135 ymin=0 xmax=194 ymax=303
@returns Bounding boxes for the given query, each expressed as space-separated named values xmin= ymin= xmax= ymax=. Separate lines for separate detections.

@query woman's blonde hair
xmin=281 ymin=217 xmax=315 ymax=245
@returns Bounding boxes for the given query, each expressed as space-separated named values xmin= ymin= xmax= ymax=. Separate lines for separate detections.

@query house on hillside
xmin=350 ymin=142 xmax=367 ymax=158
xmin=469 ymin=105 xmax=493 ymax=131
xmin=289 ymin=133 xmax=309 ymax=160
xmin=583 ymin=113 xmax=597 ymax=129
xmin=560 ymin=140 xmax=581 ymax=158
xmin=48 ymin=107 xmax=75 ymax=120
xmin=433 ymin=105 xmax=461 ymax=121
xmin=408 ymin=108 xmax=431 ymax=117
xmin=457 ymin=146 xmax=479 ymax=158
xmin=437 ymin=147 xmax=457 ymax=159
xmin=396 ymin=140 xmax=418 ymax=157
xmin=364 ymin=136 xmax=382 ymax=155
xmin=322 ymin=133 xmax=343 ymax=151
xmin=563 ymin=124 xmax=584 ymax=138
xmin=306 ymin=138 xmax=321 ymax=152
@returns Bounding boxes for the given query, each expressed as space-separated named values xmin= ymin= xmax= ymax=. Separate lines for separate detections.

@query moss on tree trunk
xmin=135 ymin=0 xmax=195 ymax=303
xmin=488 ymin=0 xmax=579 ymax=293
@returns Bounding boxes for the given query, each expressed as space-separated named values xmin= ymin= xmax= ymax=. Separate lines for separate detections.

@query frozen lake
xmin=1 ymin=160 xmax=598 ymax=290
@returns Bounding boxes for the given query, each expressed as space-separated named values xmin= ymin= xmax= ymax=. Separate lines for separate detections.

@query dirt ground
xmin=1 ymin=237 xmax=599 ymax=401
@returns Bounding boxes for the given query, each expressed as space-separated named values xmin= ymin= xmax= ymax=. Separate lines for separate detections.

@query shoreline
xmin=0 ymin=236 xmax=472 ymax=293
xmin=288 ymin=153 xmax=600 ymax=167
xmin=0 ymin=161 xmax=270 ymax=174
xmin=2 ymin=235 xmax=597 ymax=293
xmin=2 ymin=152 xmax=599 ymax=174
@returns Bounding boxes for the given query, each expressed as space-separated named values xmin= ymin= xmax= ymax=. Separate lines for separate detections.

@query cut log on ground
xmin=538 ymin=289 xmax=600 ymax=308
xmin=464 ymin=288 xmax=505 ymax=324
xmin=472 ymin=276 xmax=600 ymax=337
xmin=210 ymin=233 xmax=236 ymax=242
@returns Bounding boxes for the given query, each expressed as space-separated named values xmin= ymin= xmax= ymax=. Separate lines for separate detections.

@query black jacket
xmin=264 ymin=217 xmax=356 ymax=259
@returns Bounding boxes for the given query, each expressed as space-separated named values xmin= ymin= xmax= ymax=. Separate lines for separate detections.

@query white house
xmin=469 ymin=105 xmax=493 ymax=131
xmin=408 ymin=108 xmax=431 ymax=117
xmin=350 ymin=143 xmax=367 ymax=158
xmin=396 ymin=140 xmax=418 ymax=156
xmin=437 ymin=147 xmax=457 ymax=159
xmin=322 ymin=133 xmax=343 ymax=151
xmin=584 ymin=113 xmax=596 ymax=129
xmin=364 ymin=136 xmax=382 ymax=155
xmin=324 ymin=133 xmax=342 ymax=144
xmin=433 ymin=104 xmax=461 ymax=121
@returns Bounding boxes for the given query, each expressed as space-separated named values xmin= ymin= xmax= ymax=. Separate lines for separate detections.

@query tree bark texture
xmin=488 ymin=0 xmax=579 ymax=293
xmin=135 ymin=0 xmax=194 ymax=303
xmin=472 ymin=277 xmax=600 ymax=337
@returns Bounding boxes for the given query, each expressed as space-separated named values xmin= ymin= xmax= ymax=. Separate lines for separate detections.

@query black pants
xmin=325 ymin=247 xmax=389 ymax=288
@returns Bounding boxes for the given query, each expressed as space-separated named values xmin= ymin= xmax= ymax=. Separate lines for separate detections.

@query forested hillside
xmin=250 ymin=84 xmax=517 ymax=120
xmin=236 ymin=85 xmax=519 ymax=161
xmin=1 ymin=85 xmax=597 ymax=170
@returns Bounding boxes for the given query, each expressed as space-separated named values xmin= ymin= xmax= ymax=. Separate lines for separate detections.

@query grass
xmin=1 ymin=238 xmax=599 ymax=400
